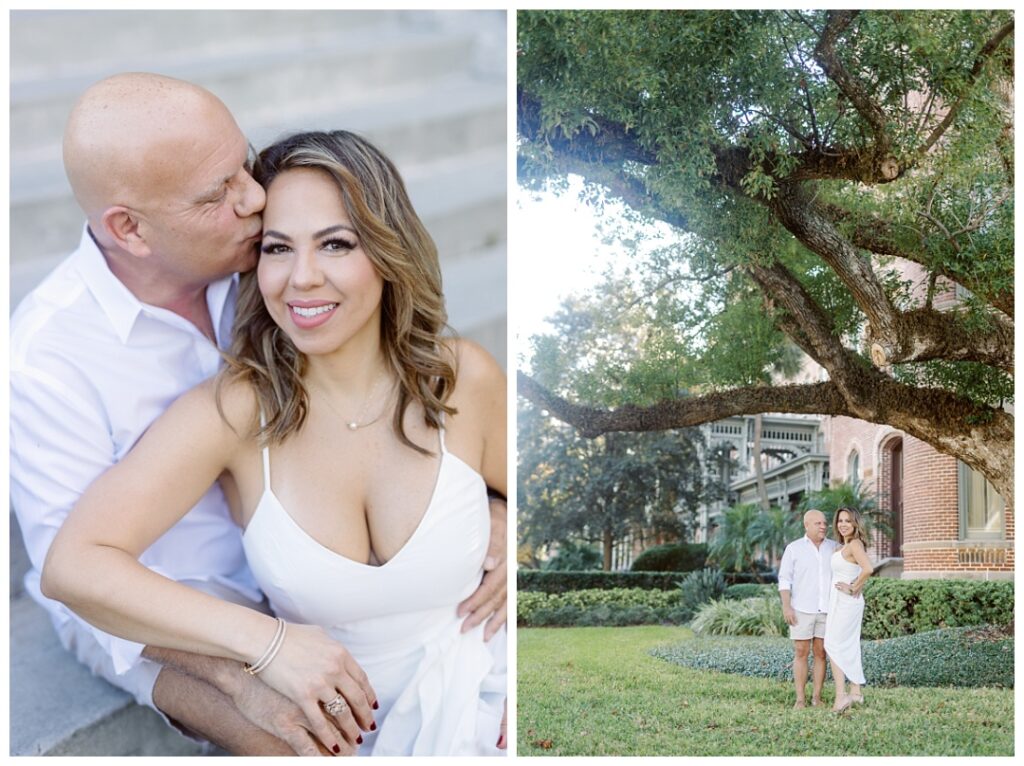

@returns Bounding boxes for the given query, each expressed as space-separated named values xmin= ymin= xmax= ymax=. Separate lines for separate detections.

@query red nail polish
xmin=332 ymin=744 xmax=340 ymax=754
xmin=373 ymin=700 xmax=379 ymax=710
xmin=356 ymin=736 xmax=363 ymax=745
xmin=497 ymin=735 xmax=504 ymax=748
xmin=370 ymin=722 xmax=377 ymax=731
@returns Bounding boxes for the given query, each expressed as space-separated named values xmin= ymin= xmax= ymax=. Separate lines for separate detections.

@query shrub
xmin=526 ymin=603 xmax=694 ymax=627
xmin=517 ymin=570 xmax=681 ymax=593
xmin=652 ymin=626 xmax=1013 ymax=688
xmin=724 ymin=583 xmax=776 ymax=600
xmin=630 ymin=542 xmax=708 ymax=572
xmin=517 ymin=587 xmax=684 ymax=626
xmin=865 ymin=626 xmax=1013 ymax=688
xmin=862 ymin=579 xmax=1013 ymax=639
xmin=690 ymin=596 xmax=788 ymax=637
xmin=541 ymin=540 xmax=603 ymax=571
xmin=678 ymin=567 xmax=727 ymax=612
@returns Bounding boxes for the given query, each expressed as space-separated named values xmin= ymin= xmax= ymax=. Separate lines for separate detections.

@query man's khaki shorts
xmin=789 ymin=609 xmax=827 ymax=640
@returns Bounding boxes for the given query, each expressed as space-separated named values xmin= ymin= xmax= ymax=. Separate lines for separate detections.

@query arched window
xmin=847 ymin=449 xmax=860 ymax=486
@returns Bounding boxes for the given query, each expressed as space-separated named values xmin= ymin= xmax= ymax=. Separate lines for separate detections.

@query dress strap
xmin=437 ymin=412 xmax=447 ymax=454
xmin=259 ymin=411 xmax=271 ymax=492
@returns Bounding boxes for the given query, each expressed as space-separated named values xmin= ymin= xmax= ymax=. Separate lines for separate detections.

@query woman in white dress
xmin=823 ymin=507 xmax=873 ymax=713
xmin=42 ymin=130 xmax=506 ymax=756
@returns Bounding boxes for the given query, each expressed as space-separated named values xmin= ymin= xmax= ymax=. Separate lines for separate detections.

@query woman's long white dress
xmin=242 ymin=427 xmax=506 ymax=756
xmin=824 ymin=549 xmax=866 ymax=685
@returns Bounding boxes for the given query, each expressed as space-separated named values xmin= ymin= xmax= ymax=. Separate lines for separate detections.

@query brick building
xmin=825 ymin=264 xmax=1013 ymax=580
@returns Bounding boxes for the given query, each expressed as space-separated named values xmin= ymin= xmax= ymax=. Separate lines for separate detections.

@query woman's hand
xmin=257 ymin=623 xmax=378 ymax=754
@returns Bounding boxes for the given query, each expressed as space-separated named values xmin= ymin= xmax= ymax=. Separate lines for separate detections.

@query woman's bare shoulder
xmin=447 ymin=338 xmax=505 ymax=392
xmin=179 ymin=375 xmax=260 ymax=444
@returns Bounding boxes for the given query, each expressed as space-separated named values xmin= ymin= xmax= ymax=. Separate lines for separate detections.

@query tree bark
xmin=753 ymin=414 xmax=770 ymax=511
xmin=518 ymin=371 xmax=1014 ymax=509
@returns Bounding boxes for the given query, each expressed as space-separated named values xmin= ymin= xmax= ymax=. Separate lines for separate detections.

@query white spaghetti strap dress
xmin=242 ymin=424 xmax=506 ymax=756
xmin=824 ymin=549 xmax=866 ymax=686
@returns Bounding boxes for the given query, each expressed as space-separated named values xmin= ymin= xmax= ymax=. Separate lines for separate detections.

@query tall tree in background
xmin=517 ymin=10 xmax=1014 ymax=504
xmin=519 ymin=282 xmax=724 ymax=569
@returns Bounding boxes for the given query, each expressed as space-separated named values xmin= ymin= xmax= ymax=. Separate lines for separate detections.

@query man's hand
xmin=144 ymin=645 xmax=351 ymax=756
xmin=225 ymin=667 xmax=352 ymax=757
xmin=783 ymin=606 xmax=797 ymax=626
xmin=457 ymin=495 xmax=507 ymax=639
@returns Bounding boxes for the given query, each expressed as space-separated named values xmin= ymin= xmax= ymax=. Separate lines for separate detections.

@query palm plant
xmin=749 ymin=506 xmax=802 ymax=568
xmin=799 ymin=480 xmax=894 ymax=543
xmin=708 ymin=502 xmax=762 ymax=574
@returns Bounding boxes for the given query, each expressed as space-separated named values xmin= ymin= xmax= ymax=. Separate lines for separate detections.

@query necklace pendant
xmin=347 ymin=421 xmax=359 ymax=431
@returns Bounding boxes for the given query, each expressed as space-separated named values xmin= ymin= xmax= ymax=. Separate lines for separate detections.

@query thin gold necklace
xmin=311 ymin=370 xmax=395 ymax=431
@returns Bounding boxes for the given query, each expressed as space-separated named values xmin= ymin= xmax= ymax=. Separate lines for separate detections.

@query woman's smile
xmin=288 ymin=300 xmax=339 ymax=328
xmin=257 ymin=167 xmax=384 ymax=356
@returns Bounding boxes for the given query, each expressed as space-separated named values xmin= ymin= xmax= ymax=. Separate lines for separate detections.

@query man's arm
xmin=143 ymin=646 xmax=348 ymax=756
xmin=10 ymin=369 xmax=334 ymax=755
xmin=777 ymin=545 xmax=797 ymax=625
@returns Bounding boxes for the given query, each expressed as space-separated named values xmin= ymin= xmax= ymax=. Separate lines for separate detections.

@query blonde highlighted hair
xmin=218 ymin=130 xmax=455 ymax=453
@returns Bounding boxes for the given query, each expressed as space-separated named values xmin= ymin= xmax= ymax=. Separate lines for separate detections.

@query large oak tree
xmin=518 ymin=10 xmax=1014 ymax=505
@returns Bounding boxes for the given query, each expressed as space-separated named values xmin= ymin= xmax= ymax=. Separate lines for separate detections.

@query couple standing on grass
xmin=778 ymin=508 xmax=873 ymax=713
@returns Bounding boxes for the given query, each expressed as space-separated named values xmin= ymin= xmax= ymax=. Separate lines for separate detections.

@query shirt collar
xmin=73 ymin=224 xmax=237 ymax=346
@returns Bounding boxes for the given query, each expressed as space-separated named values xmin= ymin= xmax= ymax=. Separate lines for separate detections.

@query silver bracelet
xmin=243 ymin=617 xmax=286 ymax=675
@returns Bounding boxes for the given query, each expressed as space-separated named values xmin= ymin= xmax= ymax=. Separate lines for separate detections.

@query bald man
xmin=11 ymin=73 xmax=507 ymax=755
xmin=777 ymin=509 xmax=839 ymax=708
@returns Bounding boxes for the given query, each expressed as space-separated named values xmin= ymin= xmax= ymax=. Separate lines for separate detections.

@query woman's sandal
xmin=832 ymin=695 xmax=854 ymax=715
xmin=850 ymin=694 xmax=864 ymax=705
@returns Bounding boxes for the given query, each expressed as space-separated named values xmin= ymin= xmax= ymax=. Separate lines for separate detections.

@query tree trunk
xmin=603 ymin=527 xmax=614 ymax=571
xmin=753 ymin=414 xmax=770 ymax=511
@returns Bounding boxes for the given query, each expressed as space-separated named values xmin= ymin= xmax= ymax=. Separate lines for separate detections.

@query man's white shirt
xmin=10 ymin=226 xmax=262 ymax=676
xmin=777 ymin=534 xmax=840 ymax=614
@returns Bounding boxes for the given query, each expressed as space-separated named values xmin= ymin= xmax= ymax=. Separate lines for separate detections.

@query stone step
xmin=10 ymin=512 xmax=30 ymax=600
xmin=9 ymin=595 xmax=206 ymax=756
xmin=11 ymin=12 xmax=488 ymax=155
xmin=10 ymin=9 xmax=401 ymax=80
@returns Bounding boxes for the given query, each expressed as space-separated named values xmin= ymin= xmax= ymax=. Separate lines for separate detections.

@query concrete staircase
xmin=9 ymin=9 xmax=506 ymax=756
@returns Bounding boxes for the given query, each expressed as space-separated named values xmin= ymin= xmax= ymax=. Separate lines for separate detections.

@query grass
xmin=517 ymin=626 xmax=1014 ymax=756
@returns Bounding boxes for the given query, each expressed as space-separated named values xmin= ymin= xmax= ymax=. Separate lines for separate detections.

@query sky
xmin=512 ymin=175 xmax=688 ymax=372
xmin=512 ymin=176 xmax=616 ymax=353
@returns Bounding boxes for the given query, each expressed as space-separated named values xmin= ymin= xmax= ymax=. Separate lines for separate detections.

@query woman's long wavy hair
xmin=218 ymin=130 xmax=456 ymax=454
xmin=833 ymin=506 xmax=869 ymax=546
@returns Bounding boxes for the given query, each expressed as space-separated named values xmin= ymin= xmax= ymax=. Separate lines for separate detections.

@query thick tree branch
xmin=769 ymin=183 xmax=903 ymax=344
xmin=918 ymin=20 xmax=1015 ymax=156
xmin=519 ymin=370 xmax=1014 ymax=506
xmin=745 ymin=259 xmax=849 ymax=375
xmin=869 ymin=308 xmax=1014 ymax=374
xmin=517 ymin=86 xmax=658 ymax=166
xmin=518 ymin=371 xmax=850 ymax=438
xmin=821 ymin=202 xmax=1014 ymax=317
xmin=813 ymin=11 xmax=891 ymax=154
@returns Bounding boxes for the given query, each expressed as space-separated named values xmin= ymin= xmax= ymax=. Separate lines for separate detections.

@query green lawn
xmin=517 ymin=626 xmax=1014 ymax=756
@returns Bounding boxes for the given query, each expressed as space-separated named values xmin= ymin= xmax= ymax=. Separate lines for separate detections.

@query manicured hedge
xmin=651 ymin=626 xmax=1013 ymax=688
xmin=630 ymin=542 xmax=708 ymax=572
xmin=518 ymin=587 xmax=682 ymax=625
xmin=524 ymin=604 xmax=694 ymax=628
xmin=517 ymin=570 xmax=682 ymax=593
xmin=724 ymin=583 xmax=777 ymax=600
xmin=860 ymin=579 xmax=1013 ymax=639
xmin=517 ymin=569 xmax=774 ymax=593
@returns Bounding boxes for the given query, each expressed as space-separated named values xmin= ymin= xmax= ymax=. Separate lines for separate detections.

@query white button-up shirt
xmin=10 ymin=226 xmax=262 ymax=675
xmin=777 ymin=535 xmax=839 ymax=614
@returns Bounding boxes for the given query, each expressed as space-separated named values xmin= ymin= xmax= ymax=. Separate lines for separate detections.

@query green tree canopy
xmin=518 ymin=9 xmax=1014 ymax=504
